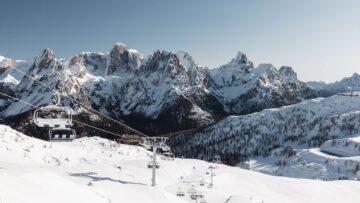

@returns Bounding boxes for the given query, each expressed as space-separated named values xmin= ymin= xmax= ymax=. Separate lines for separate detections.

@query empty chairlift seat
xmin=190 ymin=194 xmax=197 ymax=200
xmin=49 ymin=128 xmax=76 ymax=141
xmin=161 ymin=152 xmax=175 ymax=161
xmin=176 ymin=188 xmax=185 ymax=197
xmin=147 ymin=161 xmax=160 ymax=169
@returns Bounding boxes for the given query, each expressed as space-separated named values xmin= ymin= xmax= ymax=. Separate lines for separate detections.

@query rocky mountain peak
xmin=228 ymin=51 xmax=253 ymax=68
xmin=107 ymin=42 xmax=142 ymax=75
xmin=0 ymin=57 xmax=13 ymax=68
xmin=279 ymin=66 xmax=298 ymax=83
xmin=234 ymin=51 xmax=248 ymax=63
xmin=39 ymin=48 xmax=55 ymax=61
xmin=141 ymin=50 xmax=183 ymax=74
xmin=222 ymin=51 xmax=254 ymax=74
xmin=175 ymin=50 xmax=198 ymax=72
xmin=111 ymin=42 xmax=128 ymax=56
xmin=32 ymin=48 xmax=57 ymax=72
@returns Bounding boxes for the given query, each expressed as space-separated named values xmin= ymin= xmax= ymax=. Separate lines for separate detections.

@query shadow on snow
xmin=68 ymin=172 xmax=146 ymax=186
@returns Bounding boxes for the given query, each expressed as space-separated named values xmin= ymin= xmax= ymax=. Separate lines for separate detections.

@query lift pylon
xmin=139 ymin=137 xmax=168 ymax=186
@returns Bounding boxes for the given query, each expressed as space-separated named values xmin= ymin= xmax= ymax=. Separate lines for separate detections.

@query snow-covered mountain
xmin=209 ymin=52 xmax=315 ymax=114
xmin=0 ymin=43 xmax=315 ymax=137
xmin=169 ymin=94 xmax=360 ymax=179
xmin=308 ymin=73 xmax=360 ymax=97
xmin=1 ymin=124 xmax=360 ymax=203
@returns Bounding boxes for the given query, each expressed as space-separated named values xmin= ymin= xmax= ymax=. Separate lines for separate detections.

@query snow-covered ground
xmin=1 ymin=125 xmax=360 ymax=203
xmin=242 ymin=144 xmax=360 ymax=181
xmin=321 ymin=136 xmax=360 ymax=157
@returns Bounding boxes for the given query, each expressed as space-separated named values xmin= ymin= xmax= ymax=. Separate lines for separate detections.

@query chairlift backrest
xmin=34 ymin=105 xmax=73 ymax=128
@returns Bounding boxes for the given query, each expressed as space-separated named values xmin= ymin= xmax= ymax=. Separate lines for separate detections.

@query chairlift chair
xmin=139 ymin=138 xmax=153 ymax=150
xmin=212 ymin=161 xmax=219 ymax=168
xmin=147 ymin=161 xmax=160 ymax=169
xmin=176 ymin=188 xmax=185 ymax=197
xmin=48 ymin=127 xmax=76 ymax=141
xmin=161 ymin=144 xmax=171 ymax=152
xmin=190 ymin=194 xmax=197 ymax=200
xmin=162 ymin=152 xmax=175 ymax=161
xmin=33 ymin=105 xmax=73 ymax=128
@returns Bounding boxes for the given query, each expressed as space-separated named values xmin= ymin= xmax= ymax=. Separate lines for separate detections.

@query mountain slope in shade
xmin=169 ymin=94 xmax=360 ymax=179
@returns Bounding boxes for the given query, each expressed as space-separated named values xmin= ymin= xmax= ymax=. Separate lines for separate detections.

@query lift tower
xmin=140 ymin=137 xmax=168 ymax=186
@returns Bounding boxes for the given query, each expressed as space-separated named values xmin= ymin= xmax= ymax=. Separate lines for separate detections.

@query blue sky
xmin=1 ymin=0 xmax=360 ymax=82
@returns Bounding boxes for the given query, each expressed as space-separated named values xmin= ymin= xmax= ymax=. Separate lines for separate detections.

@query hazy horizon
xmin=1 ymin=0 xmax=360 ymax=82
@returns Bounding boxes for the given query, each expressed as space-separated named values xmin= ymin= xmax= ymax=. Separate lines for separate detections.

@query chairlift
xmin=205 ymin=170 xmax=210 ymax=175
xmin=139 ymin=138 xmax=153 ymax=150
xmin=33 ymin=105 xmax=73 ymax=128
xmin=147 ymin=161 xmax=160 ymax=169
xmin=161 ymin=144 xmax=171 ymax=152
xmin=190 ymin=194 xmax=197 ymax=200
xmin=212 ymin=160 xmax=219 ymax=168
xmin=176 ymin=188 xmax=185 ymax=197
xmin=48 ymin=127 xmax=76 ymax=141
xmin=162 ymin=152 xmax=175 ymax=161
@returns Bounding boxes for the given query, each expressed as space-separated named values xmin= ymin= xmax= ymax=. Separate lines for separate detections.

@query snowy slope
xmin=321 ymin=136 xmax=360 ymax=157
xmin=242 ymin=146 xmax=360 ymax=181
xmin=1 ymin=125 xmax=360 ymax=203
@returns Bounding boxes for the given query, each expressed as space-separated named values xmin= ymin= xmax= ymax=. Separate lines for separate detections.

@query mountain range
xmin=0 ymin=42 xmax=317 ymax=137
xmin=2 ymin=43 xmax=360 ymax=173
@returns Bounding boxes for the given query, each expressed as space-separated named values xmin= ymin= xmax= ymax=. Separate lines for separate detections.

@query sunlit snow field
xmin=0 ymin=125 xmax=360 ymax=203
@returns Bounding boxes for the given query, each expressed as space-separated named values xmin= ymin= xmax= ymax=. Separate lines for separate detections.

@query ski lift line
xmin=72 ymin=120 xmax=131 ymax=139
xmin=0 ymin=90 xmax=134 ymax=140
xmin=9 ymin=65 xmax=148 ymax=137
xmin=158 ymin=162 xmax=177 ymax=182
xmin=0 ymin=91 xmax=39 ymax=109
xmin=174 ymin=159 xmax=187 ymax=177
